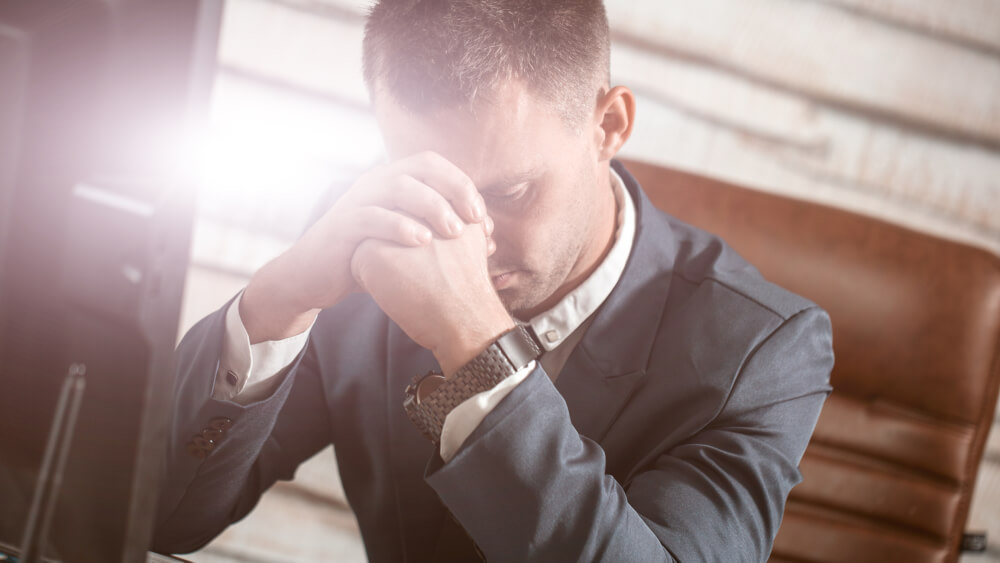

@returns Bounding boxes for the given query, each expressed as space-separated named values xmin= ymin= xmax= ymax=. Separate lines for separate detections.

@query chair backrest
xmin=622 ymin=158 xmax=1000 ymax=563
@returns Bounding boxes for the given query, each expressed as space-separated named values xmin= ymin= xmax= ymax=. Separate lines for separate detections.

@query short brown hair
xmin=362 ymin=0 xmax=610 ymax=124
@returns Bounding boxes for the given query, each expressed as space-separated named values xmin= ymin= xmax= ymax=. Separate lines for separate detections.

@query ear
xmin=592 ymin=85 xmax=636 ymax=161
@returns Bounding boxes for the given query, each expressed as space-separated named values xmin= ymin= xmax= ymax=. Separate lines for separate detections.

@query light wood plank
xmin=613 ymin=45 xmax=825 ymax=151
xmin=820 ymin=0 xmax=1000 ymax=53
xmin=612 ymin=41 xmax=1000 ymax=253
xmin=618 ymin=91 xmax=1000 ymax=256
xmin=217 ymin=0 xmax=369 ymax=107
xmin=605 ymin=0 xmax=1000 ymax=146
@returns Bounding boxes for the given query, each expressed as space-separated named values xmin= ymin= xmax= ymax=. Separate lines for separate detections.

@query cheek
xmin=489 ymin=177 xmax=581 ymax=262
xmin=528 ymin=202 xmax=581 ymax=264
xmin=490 ymin=213 xmax=550 ymax=270
xmin=492 ymin=216 xmax=534 ymax=259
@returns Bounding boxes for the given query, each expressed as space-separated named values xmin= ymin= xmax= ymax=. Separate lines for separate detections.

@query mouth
xmin=491 ymin=271 xmax=517 ymax=290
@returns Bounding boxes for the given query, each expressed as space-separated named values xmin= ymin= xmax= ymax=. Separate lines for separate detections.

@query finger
xmin=384 ymin=174 xmax=468 ymax=238
xmin=397 ymin=151 xmax=485 ymax=223
xmin=483 ymin=215 xmax=494 ymax=237
xmin=482 ymin=216 xmax=495 ymax=256
xmin=349 ymin=205 xmax=432 ymax=247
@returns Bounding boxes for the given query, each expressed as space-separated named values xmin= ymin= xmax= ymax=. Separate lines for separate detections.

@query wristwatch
xmin=403 ymin=325 xmax=542 ymax=443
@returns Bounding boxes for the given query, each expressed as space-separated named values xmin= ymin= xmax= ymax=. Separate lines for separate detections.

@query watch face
xmin=416 ymin=373 xmax=447 ymax=403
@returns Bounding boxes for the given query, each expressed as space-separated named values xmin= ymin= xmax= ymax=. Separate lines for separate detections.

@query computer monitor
xmin=0 ymin=1 xmax=221 ymax=561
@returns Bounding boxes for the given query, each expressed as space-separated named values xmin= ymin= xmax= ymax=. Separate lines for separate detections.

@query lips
xmin=491 ymin=271 xmax=516 ymax=290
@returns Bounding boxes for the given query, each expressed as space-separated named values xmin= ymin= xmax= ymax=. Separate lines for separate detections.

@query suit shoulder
xmin=664 ymin=213 xmax=817 ymax=322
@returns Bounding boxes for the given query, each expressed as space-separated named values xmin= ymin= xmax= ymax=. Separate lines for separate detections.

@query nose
xmin=486 ymin=211 xmax=511 ymax=250
xmin=485 ymin=211 xmax=515 ymax=265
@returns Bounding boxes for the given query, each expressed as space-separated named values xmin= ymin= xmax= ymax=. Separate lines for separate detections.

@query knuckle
xmin=415 ymin=150 xmax=441 ymax=165
xmin=389 ymin=172 xmax=412 ymax=191
xmin=415 ymin=186 xmax=440 ymax=207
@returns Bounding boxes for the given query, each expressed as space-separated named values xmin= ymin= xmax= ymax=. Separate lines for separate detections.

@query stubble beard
xmin=496 ymin=282 xmax=545 ymax=320
xmin=491 ymin=241 xmax=581 ymax=321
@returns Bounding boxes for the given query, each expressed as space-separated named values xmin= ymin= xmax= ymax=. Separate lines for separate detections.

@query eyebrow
xmin=478 ymin=167 xmax=544 ymax=193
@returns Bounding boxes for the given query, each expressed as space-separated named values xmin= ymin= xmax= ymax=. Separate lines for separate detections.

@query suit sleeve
xmin=425 ymin=307 xmax=833 ymax=563
xmin=151 ymin=298 xmax=332 ymax=554
xmin=213 ymin=292 xmax=313 ymax=404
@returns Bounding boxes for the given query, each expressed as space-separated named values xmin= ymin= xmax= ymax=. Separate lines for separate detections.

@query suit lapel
xmin=555 ymin=160 xmax=677 ymax=444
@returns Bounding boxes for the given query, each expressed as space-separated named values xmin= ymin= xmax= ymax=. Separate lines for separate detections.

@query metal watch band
xmin=404 ymin=325 xmax=542 ymax=443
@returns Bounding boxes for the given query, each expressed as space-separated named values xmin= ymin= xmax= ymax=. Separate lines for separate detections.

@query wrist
xmin=434 ymin=305 xmax=515 ymax=377
xmin=241 ymin=256 xmax=323 ymax=344
xmin=405 ymin=323 xmax=542 ymax=444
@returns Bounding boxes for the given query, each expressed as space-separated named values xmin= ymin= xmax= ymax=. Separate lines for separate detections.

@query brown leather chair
xmin=623 ymin=158 xmax=1000 ymax=563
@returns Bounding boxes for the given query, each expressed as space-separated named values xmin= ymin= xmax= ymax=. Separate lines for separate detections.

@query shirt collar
xmin=525 ymin=168 xmax=637 ymax=352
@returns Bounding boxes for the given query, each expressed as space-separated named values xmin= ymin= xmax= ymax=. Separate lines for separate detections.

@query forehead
xmin=373 ymin=82 xmax=569 ymax=185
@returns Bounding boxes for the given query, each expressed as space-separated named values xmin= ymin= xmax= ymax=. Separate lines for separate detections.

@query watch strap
xmin=496 ymin=323 xmax=543 ymax=369
xmin=404 ymin=325 xmax=541 ymax=443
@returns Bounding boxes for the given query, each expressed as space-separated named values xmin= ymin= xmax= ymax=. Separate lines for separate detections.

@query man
xmin=154 ymin=1 xmax=834 ymax=561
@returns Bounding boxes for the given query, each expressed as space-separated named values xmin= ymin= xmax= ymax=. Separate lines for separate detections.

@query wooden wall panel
xmin=613 ymin=43 xmax=1000 ymax=254
xmin=821 ymin=0 xmax=1000 ymax=53
xmin=217 ymin=0 xmax=368 ymax=105
xmin=605 ymin=0 xmax=1000 ymax=146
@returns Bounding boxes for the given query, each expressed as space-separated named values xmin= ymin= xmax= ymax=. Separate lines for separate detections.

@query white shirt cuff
xmin=438 ymin=361 xmax=537 ymax=462
xmin=213 ymin=291 xmax=312 ymax=404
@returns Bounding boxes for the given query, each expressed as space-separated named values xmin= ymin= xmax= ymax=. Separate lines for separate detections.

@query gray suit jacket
xmin=153 ymin=160 xmax=834 ymax=562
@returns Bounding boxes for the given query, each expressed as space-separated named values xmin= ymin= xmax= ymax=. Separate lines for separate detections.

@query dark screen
xmin=0 ymin=1 xmax=221 ymax=560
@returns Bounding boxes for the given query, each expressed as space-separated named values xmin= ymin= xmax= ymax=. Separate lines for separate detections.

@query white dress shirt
xmin=214 ymin=168 xmax=636 ymax=462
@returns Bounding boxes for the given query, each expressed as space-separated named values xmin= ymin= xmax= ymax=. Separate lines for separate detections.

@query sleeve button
xmin=209 ymin=417 xmax=233 ymax=431
xmin=191 ymin=435 xmax=215 ymax=451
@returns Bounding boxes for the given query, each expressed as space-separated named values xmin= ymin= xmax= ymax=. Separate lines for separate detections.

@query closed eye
xmin=483 ymin=183 xmax=530 ymax=207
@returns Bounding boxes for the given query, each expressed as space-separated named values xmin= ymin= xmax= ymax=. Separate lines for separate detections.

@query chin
xmin=497 ymin=291 xmax=523 ymax=314
xmin=498 ymin=287 xmax=547 ymax=320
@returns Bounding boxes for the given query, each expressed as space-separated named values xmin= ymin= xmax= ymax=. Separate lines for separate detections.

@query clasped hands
xmin=240 ymin=151 xmax=514 ymax=377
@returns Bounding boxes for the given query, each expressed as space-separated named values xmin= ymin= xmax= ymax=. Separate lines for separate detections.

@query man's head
xmin=362 ymin=0 xmax=610 ymax=127
xmin=363 ymin=0 xmax=635 ymax=319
